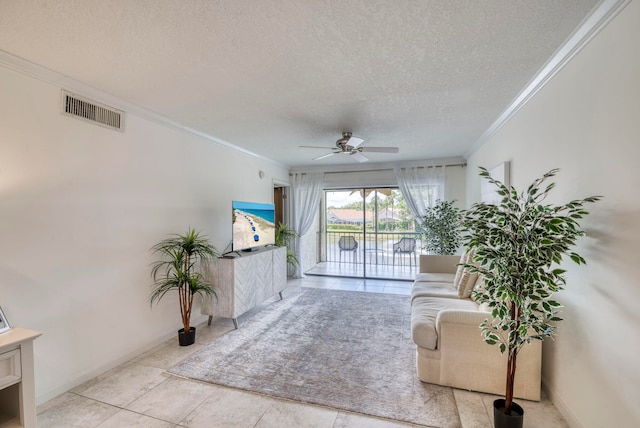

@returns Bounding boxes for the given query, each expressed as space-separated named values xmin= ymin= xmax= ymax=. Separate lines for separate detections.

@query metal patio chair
xmin=338 ymin=236 xmax=358 ymax=263
xmin=392 ymin=237 xmax=417 ymax=267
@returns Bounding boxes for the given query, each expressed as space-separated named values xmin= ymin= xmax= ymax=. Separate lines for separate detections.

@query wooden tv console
xmin=201 ymin=246 xmax=287 ymax=328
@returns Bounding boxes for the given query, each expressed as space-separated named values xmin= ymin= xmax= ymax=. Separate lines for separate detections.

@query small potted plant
xmin=150 ymin=228 xmax=219 ymax=346
xmin=419 ymin=200 xmax=463 ymax=255
xmin=462 ymin=168 xmax=599 ymax=428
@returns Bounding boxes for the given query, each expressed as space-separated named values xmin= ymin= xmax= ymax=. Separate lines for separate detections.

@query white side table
xmin=0 ymin=328 xmax=42 ymax=428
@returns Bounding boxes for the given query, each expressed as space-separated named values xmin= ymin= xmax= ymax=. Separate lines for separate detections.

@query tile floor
xmin=37 ymin=277 xmax=569 ymax=428
xmin=305 ymin=261 xmax=419 ymax=281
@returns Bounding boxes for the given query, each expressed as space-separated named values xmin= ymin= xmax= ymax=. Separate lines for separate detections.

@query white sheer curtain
xmin=393 ymin=165 xmax=446 ymax=218
xmin=291 ymin=172 xmax=324 ymax=278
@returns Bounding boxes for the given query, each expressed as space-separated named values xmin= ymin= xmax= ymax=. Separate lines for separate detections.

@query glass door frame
xmin=322 ymin=187 xmax=409 ymax=280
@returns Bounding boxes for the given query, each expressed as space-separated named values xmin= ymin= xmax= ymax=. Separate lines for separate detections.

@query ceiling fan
xmin=300 ymin=132 xmax=399 ymax=163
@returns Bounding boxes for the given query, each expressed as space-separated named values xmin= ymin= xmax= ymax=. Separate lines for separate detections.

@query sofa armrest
xmin=434 ymin=308 xmax=489 ymax=350
xmin=435 ymin=309 xmax=488 ymax=335
xmin=432 ymin=308 xmax=541 ymax=401
xmin=419 ymin=255 xmax=460 ymax=274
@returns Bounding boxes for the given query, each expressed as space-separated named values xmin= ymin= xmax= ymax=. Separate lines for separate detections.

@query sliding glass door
xmin=319 ymin=187 xmax=420 ymax=280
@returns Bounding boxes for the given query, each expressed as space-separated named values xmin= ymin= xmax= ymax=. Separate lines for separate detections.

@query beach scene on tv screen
xmin=232 ymin=201 xmax=276 ymax=250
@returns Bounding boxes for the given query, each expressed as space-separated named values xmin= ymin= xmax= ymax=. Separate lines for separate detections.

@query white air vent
xmin=61 ymin=91 xmax=124 ymax=131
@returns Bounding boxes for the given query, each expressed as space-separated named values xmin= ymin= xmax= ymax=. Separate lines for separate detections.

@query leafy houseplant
xmin=274 ymin=222 xmax=299 ymax=272
xmin=150 ymin=228 xmax=219 ymax=346
xmin=462 ymin=168 xmax=599 ymax=427
xmin=419 ymin=200 xmax=463 ymax=255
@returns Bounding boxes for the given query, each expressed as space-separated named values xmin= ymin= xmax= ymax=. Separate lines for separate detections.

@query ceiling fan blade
xmin=347 ymin=136 xmax=364 ymax=148
xmin=313 ymin=152 xmax=336 ymax=161
xmin=360 ymin=146 xmax=399 ymax=153
xmin=300 ymin=145 xmax=332 ymax=149
xmin=350 ymin=152 xmax=369 ymax=163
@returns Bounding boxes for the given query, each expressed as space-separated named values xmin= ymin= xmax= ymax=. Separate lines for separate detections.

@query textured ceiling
xmin=0 ymin=0 xmax=601 ymax=167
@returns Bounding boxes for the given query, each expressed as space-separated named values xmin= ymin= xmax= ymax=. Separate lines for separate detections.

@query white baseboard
xmin=35 ymin=329 xmax=176 ymax=406
xmin=542 ymin=379 xmax=583 ymax=428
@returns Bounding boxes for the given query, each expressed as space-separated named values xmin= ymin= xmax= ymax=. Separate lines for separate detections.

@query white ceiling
xmin=0 ymin=0 xmax=604 ymax=167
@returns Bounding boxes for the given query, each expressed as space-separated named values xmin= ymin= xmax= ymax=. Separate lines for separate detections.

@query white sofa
xmin=410 ymin=254 xmax=542 ymax=401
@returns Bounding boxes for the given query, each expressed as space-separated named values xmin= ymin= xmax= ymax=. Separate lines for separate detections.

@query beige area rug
xmin=169 ymin=288 xmax=460 ymax=427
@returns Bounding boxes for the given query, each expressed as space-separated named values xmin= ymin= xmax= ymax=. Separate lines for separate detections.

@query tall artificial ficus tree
xmin=462 ymin=167 xmax=600 ymax=416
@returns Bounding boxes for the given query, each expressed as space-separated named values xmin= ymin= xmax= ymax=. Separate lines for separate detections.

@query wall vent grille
xmin=61 ymin=91 xmax=124 ymax=131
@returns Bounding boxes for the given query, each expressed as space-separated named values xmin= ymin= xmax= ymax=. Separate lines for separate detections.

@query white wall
xmin=465 ymin=2 xmax=640 ymax=427
xmin=0 ymin=66 xmax=290 ymax=403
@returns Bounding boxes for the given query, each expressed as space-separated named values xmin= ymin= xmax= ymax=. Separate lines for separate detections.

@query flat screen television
xmin=232 ymin=201 xmax=276 ymax=252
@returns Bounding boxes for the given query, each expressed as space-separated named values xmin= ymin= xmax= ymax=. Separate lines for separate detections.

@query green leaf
xmin=461 ymin=168 xmax=599 ymax=357
xmin=570 ymin=253 xmax=585 ymax=264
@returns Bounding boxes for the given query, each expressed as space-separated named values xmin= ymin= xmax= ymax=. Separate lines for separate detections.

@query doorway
xmin=273 ymin=186 xmax=285 ymax=227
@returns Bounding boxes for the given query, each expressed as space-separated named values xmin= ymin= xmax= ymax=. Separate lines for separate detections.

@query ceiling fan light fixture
xmin=302 ymin=132 xmax=398 ymax=162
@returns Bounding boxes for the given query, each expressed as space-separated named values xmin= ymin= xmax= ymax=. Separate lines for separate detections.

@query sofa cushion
xmin=452 ymin=249 xmax=475 ymax=291
xmin=415 ymin=272 xmax=456 ymax=283
xmin=470 ymin=276 xmax=485 ymax=302
xmin=412 ymin=281 xmax=459 ymax=301
xmin=452 ymin=255 xmax=466 ymax=290
xmin=411 ymin=297 xmax=479 ymax=350
xmin=468 ymin=276 xmax=490 ymax=311
xmin=457 ymin=270 xmax=479 ymax=298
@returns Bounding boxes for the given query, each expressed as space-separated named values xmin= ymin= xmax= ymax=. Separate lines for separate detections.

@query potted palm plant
xmin=462 ymin=167 xmax=599 ymax=428
xmin=150 ymin=228 xmax=219 ymax=346
xmin=275 ymin=222 xmax=299 ymax=274
xmin=418 ymin=200 xmax=463 ymax=255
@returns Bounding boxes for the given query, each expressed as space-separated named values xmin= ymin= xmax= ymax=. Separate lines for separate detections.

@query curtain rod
xmin=315 ymin=162 xmax=467 ymax=176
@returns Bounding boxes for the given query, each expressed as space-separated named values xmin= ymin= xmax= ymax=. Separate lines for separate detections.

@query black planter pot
xmin=178 ymin=327 xmax=196 ymax=346
xmin=493 ymin=399 xmax=524 ymax=428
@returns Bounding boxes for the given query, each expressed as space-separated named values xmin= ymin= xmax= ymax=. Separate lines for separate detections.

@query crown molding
xmin=464 ymin=0 xmax=632 ymax=157
xmin=0 ymin=50 xmax=286 ymax=168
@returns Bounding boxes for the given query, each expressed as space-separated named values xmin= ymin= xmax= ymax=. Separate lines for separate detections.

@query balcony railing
xmin=326 ymin=230 xmax=423 ymax=266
